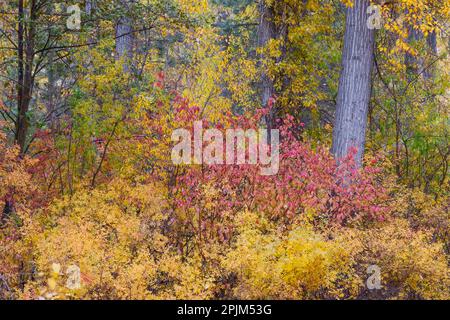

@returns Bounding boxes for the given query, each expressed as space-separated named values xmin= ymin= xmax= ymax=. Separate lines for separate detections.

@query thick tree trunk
xmin=332 ymin=0 xmax=375 ymax=167
xmin=257 ymin=0 xmax=277 ymax=129
xmin=115 ymin=0 xmax=134 ymax=73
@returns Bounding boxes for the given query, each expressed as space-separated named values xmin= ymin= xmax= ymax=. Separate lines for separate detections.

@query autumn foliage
xmin=0 ymin=0 xmax=449 ymax=300
xmin=1 ymin=93 xmax=449 ymax=299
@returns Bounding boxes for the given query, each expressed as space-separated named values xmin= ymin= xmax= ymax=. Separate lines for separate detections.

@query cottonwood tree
xmin=332 ymin=0 xmax=375 ymax=166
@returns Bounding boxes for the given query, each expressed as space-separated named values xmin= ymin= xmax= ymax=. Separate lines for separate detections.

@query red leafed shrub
xmin=167 ymin=105 xmax=391 ymax=243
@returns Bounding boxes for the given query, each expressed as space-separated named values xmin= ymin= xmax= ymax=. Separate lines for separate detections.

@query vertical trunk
xmin=86 ymin=0 xmax=94 ymax=15
xmin=426 ymin=31 xmax=438 ymax=56
xmin=405 ymin=25 xmax=424 ymax=78
xmin=115 ymin=0 xmax=134 ymax=73
xmin=86 ymin=0 xmax=102 ymax=43
xmin=331 ymin=0 xmax=375 ymax=167
xmin=45 ymin=4 xmax=56 ymax=130
xmin=405 ymin=22 xmax=438 ymax=80
xmin=15 ymin=0 xmax=24 ymax=150
xmin=16 ymin=0 xmax=36 ymax=154
xmin=257 ymin=0 xmax=277 ymax=129
xmin=46 ymin=51 xmax=56 ymax=129
xmin=424 ymin=31 xmax=438 ymax=79
xmin=1 ymin=192 xmax=14 ymax=226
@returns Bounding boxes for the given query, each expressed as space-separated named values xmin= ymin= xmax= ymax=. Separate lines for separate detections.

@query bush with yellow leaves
xmin=340 ymin=219 xmax=450 ymax=300
xmin=0 ymin=130 xmax=37 ymax=299
xmin=18 ymin=179 xmax=217 ymax=300
xmin=222 ymin=212 xmax=450 ymax=300
xmin=222 ymin=211 xmax=361 ymax=300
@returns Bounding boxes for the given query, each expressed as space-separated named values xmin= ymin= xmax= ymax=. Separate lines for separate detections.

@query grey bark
xmin=427 ymin=31 xmax=438 ymax=56
xmin=331 ymin=0 xmax=375 ymax=167
xmin=86 ymin=0 xmax=94 ymax=15
xmin=257 ymin=0 xmax=277 ymax=129
xmin=424 ymin=31 xmax=438 ymax=79
xmin=115 ymin=0 xmax=135 ymax=73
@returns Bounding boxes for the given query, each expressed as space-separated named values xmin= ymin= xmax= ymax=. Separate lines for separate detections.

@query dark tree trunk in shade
xmin=424 ymin=31 xmax=438 ymax=79
xmin=257 ymin=0 xmax=277 ymax=129
xmin=404 ymin=9 xmax=439 ymax=80
xmin=1 ymin=193 xmax=14 ymax=226
xmin=86 ymin=0 xmax=94 ymax=15
xmin=426 ymin=31 xmax=438 ymax=56
xmin=15 ymin=0 xmax=36 ymax=154
xmin=45 ymin=4 xmax=57 ymax=130
xmin=16 ymin=0 xmax=25 ymax=151
xmin=405 ymin=25 xmax=424 ymax=78
xmin=331 ymin=0 xmax=375 ymax=167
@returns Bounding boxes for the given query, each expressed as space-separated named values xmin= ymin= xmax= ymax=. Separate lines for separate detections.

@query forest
xmin=0 ymin=0 xmax=449 ymax=300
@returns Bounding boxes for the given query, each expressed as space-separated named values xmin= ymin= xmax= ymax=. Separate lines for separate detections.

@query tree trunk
xmin=16 ymin=0 xmax=36 ymax=154
xmin=15 ymin=0 xmax=25 ymax=151
xmin=86 ymin=0 xmax=94 ymax=15
xmin=424 ymin=31 xmax=438 ymax=79
xmin=45 ymin=51 xmax=56 ymax=130
xmin=405 ymin=21 xmax=438 ymax=80
xmin=115 ymin=0 xmax=134 ymax=73
xmin=405 ymin=25 xmax=424 ymax=78
xmin=45 ymin=4 xmax=57 ymax=130
xmin=1 ymin=192 xmax=14 ymax=226
xmin=331 ymin=0 xmax=375 ymax=167
xmin=257 ymin=0 xmax=277 ymax=129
